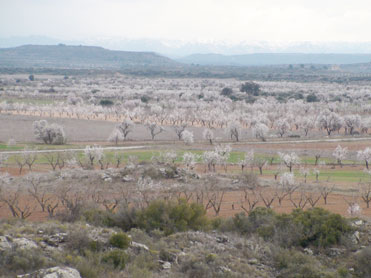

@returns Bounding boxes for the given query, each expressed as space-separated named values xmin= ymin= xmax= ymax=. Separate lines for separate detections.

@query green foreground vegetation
xmin=1 ymin=200 xmax=369 ymax=278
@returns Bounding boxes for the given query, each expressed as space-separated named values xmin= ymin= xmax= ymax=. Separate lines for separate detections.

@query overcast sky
xmin=1 ymin=0 xmax=371 ymax=43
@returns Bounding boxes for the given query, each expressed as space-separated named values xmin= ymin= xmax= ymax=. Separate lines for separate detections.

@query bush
xmin=0 ymin=248 xmax=48 ymax=275
xmin=306 ymin=94 xmax=319 ymax=102
xmin=66 ymin=229 xmax=94 ymax=255
xmin=221 ymin=87 xmax=233 ymax=96
xmin=99 ymin=99 xmax=114 ymax=106
xmin=229 ymin=207 xmax=350 ymax=248
xmin=137 ymin=199 xmax=209 ymax=235
xmin=140 ymin=95 xmax=150 ymax=103
xmin=33 ymin=120 xmax=67 ymax=145
xmin=273 ymin=248 xmax=330 ymax=278
xmin=82 ymin=208 xmax=115 ymax=227
xmin=353 ymin=246 xmax=371 ymax=277
xmin=232 ymin=207 xmax=275 ymax=235
xmin=240 ymin=81 xmax=260 ymax=96
xmin=291 ymin=208 xmax=351 ymax=248
xmin=102 ymin=250 xmax=128 ymax=269
xmin=109 ymin=232 xmax=131 ymax=249
xmin=111 ymin=206 xmax=139 ymax=231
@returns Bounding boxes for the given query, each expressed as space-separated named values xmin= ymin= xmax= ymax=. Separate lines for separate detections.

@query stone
xmin=17 ymin=266 xmax=81 ymax=278
xmin=122 ymin=175 xmax=134 ymax=182
xmin=353 ymin=220 xmax=364 ymax=226
xmin=328 ymin=248 xmax=345 ymax=257
xmin=248 ymin=258 xmax=259 ymax=265
xmin=216 ymin=236 xmax=229 ymax=244
xmin=162 ymin=262 xmax=171 ymax=270
xmin=131 ymin=241 xmax=149 ymax=252
xmin=219 ymin=266 xmax=232 ymax=272
xmin=351 ymin=231 xmax=361 ymax=244
xmin=44 ymin=233 xmax=68 ymax=247
xmin=13 ymin=238 xmax=38 ymax=250
xmin=0 ymin=236 xmax=12 ymax=251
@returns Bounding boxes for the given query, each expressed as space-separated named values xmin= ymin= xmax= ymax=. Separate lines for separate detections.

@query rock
xmin=216 ymin=236 xmax=229 ymax=244
xmin=328 ymin=248 xmax=345 ymax=257
xmin=304 ymin=248 xmax=313 ymax=255
xmin=162 ymin=262 xmax=171 ymax=270
xmin=131 ymin=241 xmax=149 ymax=252
xmin=351 ymin=231 xmax=361 ymax=244
xmin=44 ymin=233 xmax=68 ymax=247
xmin=158 ymin=260 xmax=171 ymax=270
xmin=13 ymin=238 xmax=38 ymax=250
xmin=219 ymin=266 xmax=232 ymax=272
xmin=353 ymin=220 xmax=364 ymax=227
xmin=101 ymin=173 xmax=112 ymax=182
xmin=0 ymin=236 xmax=12 ymax=251
xmin=248 ymin=258 xmax=259 ymax=265
xmin=122 ymin=175 xmax=134 ymax=182
xmin=17 ymin=266 xmax=81 ymax=278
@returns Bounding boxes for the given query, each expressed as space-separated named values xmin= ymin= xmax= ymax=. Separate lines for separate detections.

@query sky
xmin=1 ymin=0 xmax=371 ymax=43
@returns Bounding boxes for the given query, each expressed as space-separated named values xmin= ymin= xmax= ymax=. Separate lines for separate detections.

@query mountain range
xmin=1 ymin=43 xmax=371 ymax=70
xmin=3 ymin=36 xmax=371 ymax=57
xmin=178 ymin=53 xmax=371 ymax=66
xmin=0 ymin=44 xmax=178 ymax=69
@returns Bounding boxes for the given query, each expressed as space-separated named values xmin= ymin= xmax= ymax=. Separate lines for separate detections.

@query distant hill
xmin=0 ymin=44 xmax=179 ymax=69
xmin=178 ymin=53 xmax=371 ymax=66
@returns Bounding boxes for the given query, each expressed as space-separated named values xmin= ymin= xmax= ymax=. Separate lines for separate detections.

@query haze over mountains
xmin=3 ymin=36 xmax=371 ymax=56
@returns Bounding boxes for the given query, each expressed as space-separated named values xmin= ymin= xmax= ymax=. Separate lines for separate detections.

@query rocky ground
xmin=0 ymin=216 xmax=370 ymax=278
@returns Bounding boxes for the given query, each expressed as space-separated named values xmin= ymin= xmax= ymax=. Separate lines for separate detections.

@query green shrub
xmin=353 ymin=246 xmax=371 ymax=277
xmin=66 ymin=229 xmax=97 ymax=255
xmin=232 ymin=207 xmax=275 ymax=235
xmin=109 ymin=232 xmax=131 ymax=249
xmin=102 ymin=250 xmax=128 ymax=269
xmin=0 ymin=249 xmax=48 ymax=275
xmin=273 ymin=248 xmax=329 ymax=278
xmin=137 ymin=199 xmax=208 ymax=235
xmin=111 ymin=206 xmax=139 ymax=231
xmin=306 ymin=93 xmax=319 ymax=102
xmin=99 ymin=99 xmax=114 ymax=106
xmin=291 ymin=208 xmax=351 ymax=247
xmin=82 ymin=208 xmax=115 ymax=227
xmin=229 ymin=207 xmax=350 ymax=248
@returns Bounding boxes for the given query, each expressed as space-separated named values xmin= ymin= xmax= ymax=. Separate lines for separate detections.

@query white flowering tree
xmin=276 ymin=118 xmax=290 ymax=137
xmin=183 ymin=152 xmax=199 ymax=170
xmin=146 ymin=122 xmax=165 ymax=140
xmin=203 ymin=128 xmax=214 ymax=145
xmin=253 ymin=123 xmax=269 ymax=142
xmin=276 ymin=172 xmax=296 ymax=206
xmin=344 ymin=114 xmax=361 ymax=135
xmin=173 ymin=124 xmax=187 ymax=140
xmin=226 ymin=121 xmax=242 ymax=142
xmin=116 ymin=119 xmax=134 ymax=140
xmin=316 ymin=110 xmax=343 ymax=136
xmin=108 ymin=128 xmax=124 ymax=145
xmin=333 ymin=145 xmax=348 ymax=167
xmin=33 ymin=120 xmax=66 ymax=145
xmin=357 ymin=147 xmax=371 ymax=169
xmin=238 ymin=150 xmax=254 ymax=172
xmin=278 ymin=152 xmax=301 ymax=172
xmin=182 ymin=130 xmax=194 ymax=145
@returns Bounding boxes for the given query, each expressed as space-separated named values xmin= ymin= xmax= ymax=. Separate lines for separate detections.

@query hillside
xmin=178 ymin=53 xmax=371 ymax=66
xmin=0 ymin=44 xmax=179 ymax=69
